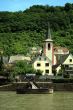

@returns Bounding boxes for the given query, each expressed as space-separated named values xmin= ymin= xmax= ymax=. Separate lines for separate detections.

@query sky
xmin=0 ymin=0 xmax=73 ymax=12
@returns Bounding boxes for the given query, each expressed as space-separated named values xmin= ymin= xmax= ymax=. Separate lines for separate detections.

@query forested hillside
xmin=0 ymin=3 xmax=73 ymax=55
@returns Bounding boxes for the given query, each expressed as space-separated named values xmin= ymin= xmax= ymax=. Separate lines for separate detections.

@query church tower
xmin=43 ymin=23 xmax=54 ymax=64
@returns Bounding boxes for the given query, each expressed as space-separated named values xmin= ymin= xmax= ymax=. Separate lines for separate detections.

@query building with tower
xmin=32 ymin=24 xmax=53 ymax=75
xmin=32 ymin=24 xmax=73 ymax=76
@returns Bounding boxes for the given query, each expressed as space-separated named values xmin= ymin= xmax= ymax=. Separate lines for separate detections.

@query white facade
xmin=56 ymin=54 xmax=73 ymax=73
xmin=53 ymin=55 xmax=57 ymax=65
xmin=43 ymin=39 xmax=53 ymax=63
xmin=33 ymin=56 xmax=52 ymax=75
xmin=9 ymin=55 xmax=31 ymax=63
xmin=33 ymin=32 xmax=54 ymax=75
xmin=56 ymin=65 xmax=61 ymax=73
xmin=63 ymin=54 xmax=73 ymax=65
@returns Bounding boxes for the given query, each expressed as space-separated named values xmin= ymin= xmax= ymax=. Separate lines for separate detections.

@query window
xmin=70 ymin=59 xmax=72 ymax=62
xmin=48 ymin=43 xmax=50 ymax=50
xmin=45 ymin=70 xmax=49 ymax=73
xmin=39 ymin=57 xmax=41 ymax=61
xmin=65 ymin=65 xmax=68 ymax=68
xmin=37 ymin=63 xmax=41 ymax=67
xmin=45 ymin=63 xmax=49 ymax=66
xmin=44 ymin=58 xmax=46 ymax=61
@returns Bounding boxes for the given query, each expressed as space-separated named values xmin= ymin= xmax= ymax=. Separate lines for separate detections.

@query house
xmin=54 ymin=54 xmax=73 ymax=74
xmin=9 ymin=55 xmax=31 ymax=63
xmin=63 ymin=54 xmax=73 ymax=65
xmin=53 ymin=46 xmax=69 ymax=65
xmin=54 ymin=46 xmax=69 ymax=55
xmin=32 ymin=54 xmax=52 ymax=75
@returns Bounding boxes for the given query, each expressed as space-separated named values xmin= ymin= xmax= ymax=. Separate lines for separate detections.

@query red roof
xmin=54 ymin=46 xmax=69 ymax=53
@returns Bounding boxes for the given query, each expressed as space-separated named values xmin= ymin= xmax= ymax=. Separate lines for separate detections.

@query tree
xmin=12 ymin=61 xmax=36 ymax=77
xmin=0 ymin=3 xmax=73 ymax=54
xmin=65 ymin=3 xmax=72 ymax=11
xmin=35 ymin=70 xmax=42 ymax=76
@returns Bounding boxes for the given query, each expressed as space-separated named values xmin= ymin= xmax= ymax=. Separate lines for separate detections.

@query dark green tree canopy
xmin=0 ymin=3 xmax=73 ymax=55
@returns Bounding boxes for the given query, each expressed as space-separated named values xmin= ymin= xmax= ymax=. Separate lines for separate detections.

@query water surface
xmin=0 ymin=92 xmax=73 ymax=110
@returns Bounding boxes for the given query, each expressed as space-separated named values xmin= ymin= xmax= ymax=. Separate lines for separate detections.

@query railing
xmin=65 ymin=67 xmax=73 ymax=71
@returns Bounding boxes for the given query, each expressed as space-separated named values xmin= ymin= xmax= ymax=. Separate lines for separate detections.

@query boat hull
xmin=16 ymin=88 xmax=50 ymax=94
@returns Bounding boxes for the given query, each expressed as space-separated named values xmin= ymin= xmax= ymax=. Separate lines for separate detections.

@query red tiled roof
xmin=54 ymin=46 xmax=69 ymax=53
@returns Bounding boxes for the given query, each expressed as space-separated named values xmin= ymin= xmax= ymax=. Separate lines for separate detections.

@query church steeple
xmin=43 ymin=22 xmax=54 ymax=64
xmin=45 ymin=22 xmax=53 ymax=42
xmin=47 ymin=22 xmax=51 ymax=39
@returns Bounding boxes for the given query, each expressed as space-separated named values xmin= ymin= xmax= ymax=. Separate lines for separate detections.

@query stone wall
xmin=53 ymin=83 xmax=73 ymax=91
xmin=0 ymin=82 xmax=73 ymax=91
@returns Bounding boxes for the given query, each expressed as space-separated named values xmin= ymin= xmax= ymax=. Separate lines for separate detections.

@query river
xmin=0 ymin=92 xmax=73 ymax=110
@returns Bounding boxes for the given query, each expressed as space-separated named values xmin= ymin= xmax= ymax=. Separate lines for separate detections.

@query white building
xmin=9 ymin=55 xmax=31 ymax=63
xmin=54 ymin=54 xmax=73 ymax=74
xmin=33 ymin=54 xmax=52 ymax=75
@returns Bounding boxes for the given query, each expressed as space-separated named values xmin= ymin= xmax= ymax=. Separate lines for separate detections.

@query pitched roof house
xmin=32 ymin=54 xmax=52 ymax=75
xmin=54 ymin=54 xmax=73 ymax=73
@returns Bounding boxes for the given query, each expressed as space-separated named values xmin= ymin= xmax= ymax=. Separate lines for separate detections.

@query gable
xmin=63 ymin=54 xmax=73 ymax=65
xmin=33 ymin=54 xmax=52 ymax=65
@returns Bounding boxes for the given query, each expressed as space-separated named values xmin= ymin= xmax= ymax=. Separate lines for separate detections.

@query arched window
xmin=48 ymin=43 xmax=50 ymax=50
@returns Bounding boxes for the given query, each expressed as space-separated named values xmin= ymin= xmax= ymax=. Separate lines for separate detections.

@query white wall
xmin=63 ymin=55 xmax=73 ymax=65
xmin=33 ymin=60 xmax=52 ymax=75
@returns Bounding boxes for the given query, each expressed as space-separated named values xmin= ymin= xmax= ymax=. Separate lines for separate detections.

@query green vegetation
xmin=0 ymin=3 xmax=73 ymax=55
xmin=0 ymin=58 xmax=42 ymax=80
xmin=0 ymin=51 xmax=4 ymax=74
xmin=0 ymin=32 xmax=44 ymax=55
xmin=12 ymin=61 xmax=42 ymax=77
xmin=12 ymin=61 xmax=36 ymax=76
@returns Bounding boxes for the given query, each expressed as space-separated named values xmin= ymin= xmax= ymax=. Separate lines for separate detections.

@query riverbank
xmin=0 ymin=82 xmax=73 ymax=91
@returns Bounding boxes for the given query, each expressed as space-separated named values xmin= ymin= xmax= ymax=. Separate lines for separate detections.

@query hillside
xmin=0 ymin=3 xmax=73 ymax=55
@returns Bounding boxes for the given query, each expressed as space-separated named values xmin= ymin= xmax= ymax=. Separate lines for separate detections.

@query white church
xmin=32 ymin=27 xmax=54 ymax=76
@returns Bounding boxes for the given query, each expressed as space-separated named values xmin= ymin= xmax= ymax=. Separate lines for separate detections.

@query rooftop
xmin=54 ymin=46 xmax=69 ymax=54
xmin=44 ymin=38 xmax=53 ymax=42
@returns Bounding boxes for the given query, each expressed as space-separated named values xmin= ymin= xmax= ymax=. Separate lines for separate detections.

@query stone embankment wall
xmin=0 ymin=83 xmax=17 ymax=91
xmin=0 ymin=82 xmax=52 ymax=91
xmin=53 ymin=83 xmax=73 ymax=91
xmin=0 ymin=82 xmax=73 ymax=91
